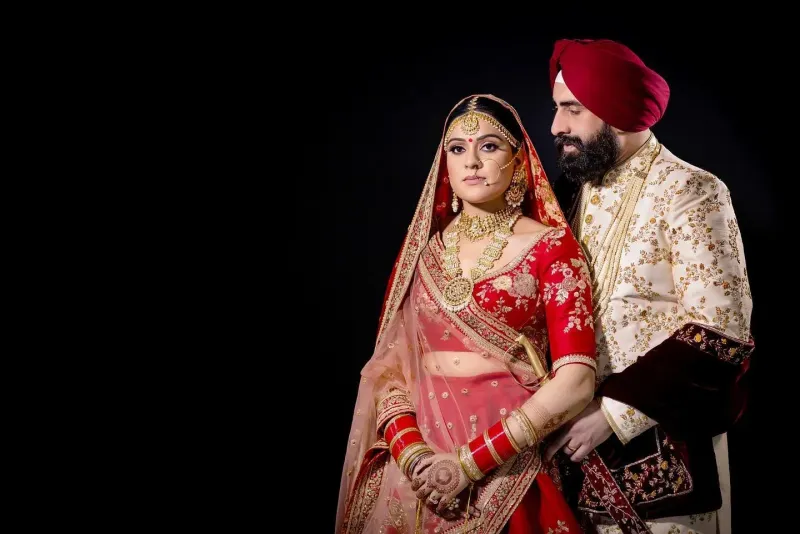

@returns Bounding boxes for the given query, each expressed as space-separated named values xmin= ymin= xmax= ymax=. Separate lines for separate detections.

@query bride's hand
xmin=410 ymin=453 xmax=473 ymax=518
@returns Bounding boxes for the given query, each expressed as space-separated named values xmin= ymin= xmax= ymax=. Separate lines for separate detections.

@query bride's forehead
xmin=447 ymin=118 xmax=508 ymax=141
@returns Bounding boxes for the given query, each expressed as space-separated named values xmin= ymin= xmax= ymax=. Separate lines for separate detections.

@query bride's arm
xmin=504 ymin=365 xmax=594 ymax=451
xmin=455 ymin=228 xmax=597 ymax=479
xmin=368 ymin=311 xmax=436 ymax=478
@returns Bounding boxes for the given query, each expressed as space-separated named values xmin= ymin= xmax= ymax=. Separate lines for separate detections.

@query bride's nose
xmin=464 ymin=148 xmax=482 ymax=169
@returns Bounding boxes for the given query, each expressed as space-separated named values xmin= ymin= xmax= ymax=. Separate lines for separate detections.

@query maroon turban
xmin=549 ymin=39 xmax=670 ymax=132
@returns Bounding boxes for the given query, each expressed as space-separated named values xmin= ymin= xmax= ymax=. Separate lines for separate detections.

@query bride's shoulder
xmin=514 ymin=217 xmax=576 ymax=255
xmin=514 ymin=216 xmax=551 ymax=236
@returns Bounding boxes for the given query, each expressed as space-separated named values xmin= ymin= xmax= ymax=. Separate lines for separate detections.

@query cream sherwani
xmin=570 ymin=134 xmax=752 ymax=534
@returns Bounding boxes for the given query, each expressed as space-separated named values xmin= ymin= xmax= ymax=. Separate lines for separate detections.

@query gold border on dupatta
xmin=340 ymin=445 xmax=390 ymax=534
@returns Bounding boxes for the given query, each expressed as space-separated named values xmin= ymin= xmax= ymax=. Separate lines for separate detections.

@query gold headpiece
xmin=444 ymin=97 xmax=520 ymax=148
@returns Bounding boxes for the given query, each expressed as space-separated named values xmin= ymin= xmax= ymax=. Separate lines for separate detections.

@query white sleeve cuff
xmin=600 ymin=397 xmax=658 ymax=445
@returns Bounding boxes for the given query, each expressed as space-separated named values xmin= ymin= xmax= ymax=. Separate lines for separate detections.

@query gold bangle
xmin=501 ymin=417 xmax=523 ymax=453
xmin=398 ymin=443 xmax=433 ymax=475
xmin=510 ymin=409 xmax=539 ymax=447
xmin=402 ymin=446 xmax=433 ymax=477
xmin=509 ymin=410 xmax=532 ymax=446
xmin=408 ymin=450 xmax=433 ymax=477
xmin=483 ymin=429 xmax=504 ymax=466
xmin=458 ymin=444 xmax=484 ymax=482
xmin=397 ymin=442 xmax=426 ymax=467
xmin=518 ymin=409 xmax=540 ymax=445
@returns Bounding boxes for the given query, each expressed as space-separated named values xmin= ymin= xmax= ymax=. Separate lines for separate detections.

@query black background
xmin=297 ymin=18 xmax=787 ymax=534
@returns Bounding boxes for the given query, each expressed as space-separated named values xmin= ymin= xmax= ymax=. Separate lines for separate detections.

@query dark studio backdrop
xmin=310 ymin=22 xmax=786 ymax=533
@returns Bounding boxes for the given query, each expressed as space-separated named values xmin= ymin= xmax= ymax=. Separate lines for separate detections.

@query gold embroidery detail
xmin=491 ymin=275 xmax=512 ymax=291
xmin=600 ymin=399 xmax=628 ymax=444
xmin=552 ymin=354 xmax=596 ymax=373
xmin=572 ymin=134 xmax=661 ymax=319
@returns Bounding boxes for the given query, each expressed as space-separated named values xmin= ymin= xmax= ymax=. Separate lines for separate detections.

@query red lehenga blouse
xmin=336 ymin=94 xmax=597 ymax=534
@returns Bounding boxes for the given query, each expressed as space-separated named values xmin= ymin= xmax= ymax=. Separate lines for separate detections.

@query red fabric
xmin=549 ymin=38 xmax=669 ymax=132
xmin=505 ymin=471 xmax=584 ymax=534
xmin=538 ymin=229 xmax=596 ymax=362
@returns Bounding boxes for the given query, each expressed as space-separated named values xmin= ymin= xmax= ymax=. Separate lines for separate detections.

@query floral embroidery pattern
xmin=579 ymin=429 xmax=692 ymax=510
xmin=543 ymin=259 xmax=593 ymax=333
xmin=673 ymin=322 xmax=754 ymax=365
xmin=547 ymin=520 xmax=570 ymax=533
xmin=476 ymin=260 xmax=537 ymax=320
xmin=491 ymin=275 xmax=512 ymax=291
xmin=619 ymin=409 xmax=653 ymax=440
xmin=572 ymin=137 xmax=752 ymax=383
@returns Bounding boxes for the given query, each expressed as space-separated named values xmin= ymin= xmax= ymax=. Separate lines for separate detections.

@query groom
xmin=543 ymin=38 xmax=754 ymax=534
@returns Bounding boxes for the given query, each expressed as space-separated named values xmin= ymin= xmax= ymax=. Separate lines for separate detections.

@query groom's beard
xmin=555 ymin=123 xmax=620 ymax=185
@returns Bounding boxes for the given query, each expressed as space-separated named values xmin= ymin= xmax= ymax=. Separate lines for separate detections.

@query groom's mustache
xmin=555 ymin=135 xmax=584 ymax=152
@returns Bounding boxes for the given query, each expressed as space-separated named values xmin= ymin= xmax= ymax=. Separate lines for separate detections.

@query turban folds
xmin=550 ymin=39 xmax=670 ymax=132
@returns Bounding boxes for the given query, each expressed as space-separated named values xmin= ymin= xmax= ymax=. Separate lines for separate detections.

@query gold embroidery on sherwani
xmin=573 ymin=135 xmax=661 ymax=320
xmin=570 ymin=135 xmax=751 ymax=533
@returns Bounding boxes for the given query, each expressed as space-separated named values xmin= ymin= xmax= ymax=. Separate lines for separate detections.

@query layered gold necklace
xmin=456 ymin=205 xmax=519 ymax=242
xmin=441 ymin=206 xmax=522 ymax=311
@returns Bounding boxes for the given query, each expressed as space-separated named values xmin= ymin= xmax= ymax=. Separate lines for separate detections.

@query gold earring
xmin=452 ymin=189 xmax=460 ymax=213
xmin=505 ymin=166 xmax=527 ymax=208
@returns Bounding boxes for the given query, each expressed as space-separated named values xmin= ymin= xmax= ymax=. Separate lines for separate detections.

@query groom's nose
xmin=551 ymin=109 xmax=570 ymax=137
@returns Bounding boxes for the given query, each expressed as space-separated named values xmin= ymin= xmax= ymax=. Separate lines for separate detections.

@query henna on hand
xmin=427 ymin=459 xmax=461 ymax=494
xmin=529 ymin=400 xmax=569 ymax=439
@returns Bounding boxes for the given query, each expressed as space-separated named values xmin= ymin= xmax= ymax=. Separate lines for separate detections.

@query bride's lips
xmin=463 ymin=175 xmax=485 ymax=185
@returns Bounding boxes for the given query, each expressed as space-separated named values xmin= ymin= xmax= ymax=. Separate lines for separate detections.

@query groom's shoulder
xmin=650 ymin=143 xmax=724 ymax=194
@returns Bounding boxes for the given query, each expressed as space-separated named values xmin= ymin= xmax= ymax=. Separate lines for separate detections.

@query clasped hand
xmin=409 ymin=452 xmax=480 ymax=520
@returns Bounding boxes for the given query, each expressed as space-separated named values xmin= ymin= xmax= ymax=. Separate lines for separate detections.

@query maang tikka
xmin=444 ymin=97 xmax=520 ymax=149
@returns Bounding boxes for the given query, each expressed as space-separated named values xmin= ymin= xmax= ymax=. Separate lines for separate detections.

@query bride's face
xmin=445 ymin=118 xmax=517 ymax=207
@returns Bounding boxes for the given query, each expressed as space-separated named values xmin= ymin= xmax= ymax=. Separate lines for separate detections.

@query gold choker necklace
xmin=457 ymin=206 xmax=521 ymax=241
xmin=440 ymin=207 xmax=522 ymax=311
